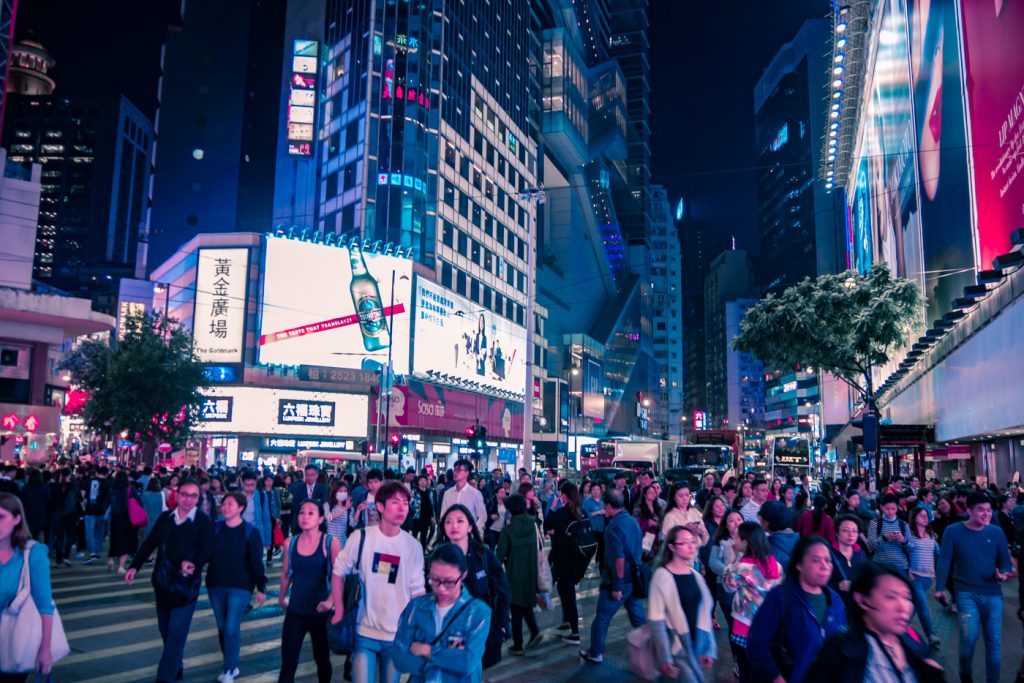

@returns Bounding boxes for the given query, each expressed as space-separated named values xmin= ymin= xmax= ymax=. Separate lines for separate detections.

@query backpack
xmin=565 ymin=516 xmax=598 ymax=560
xmin=214 ymin=520 xmax=254 ymax=545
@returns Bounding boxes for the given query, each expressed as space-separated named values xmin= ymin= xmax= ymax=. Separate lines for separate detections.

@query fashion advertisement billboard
xmin=909 ymin=0 xmax=976 ymax=323
xmin=412 ymin=278 xmax=526 ymax=394
xmin=258 ymin=236 xmax=412 ymax=373
xmin=960 ymin=0 xmax=1024 ymax=269
xmin=372 ymin=379 xmax=524 ymax=441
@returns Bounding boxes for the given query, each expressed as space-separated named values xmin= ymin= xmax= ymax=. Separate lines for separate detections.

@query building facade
xmin=703 ymin=248 xmax=754 ymax=430
xmin=649 ymin=185 xmax=683 ymax=438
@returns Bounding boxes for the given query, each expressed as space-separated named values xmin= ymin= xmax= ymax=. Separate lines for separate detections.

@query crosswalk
xmin=49 ymin=557 xmax=642 ymax=682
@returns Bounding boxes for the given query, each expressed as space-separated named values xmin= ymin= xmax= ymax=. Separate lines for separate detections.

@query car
xmin=582 ymin=467 xmax=636 ymax=489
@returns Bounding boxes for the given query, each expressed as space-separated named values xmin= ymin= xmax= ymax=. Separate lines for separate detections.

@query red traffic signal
xmin=390 ymin=433 xmax=401 ymax=446
xmin=465 ymin=426 xmax=475 ymax=437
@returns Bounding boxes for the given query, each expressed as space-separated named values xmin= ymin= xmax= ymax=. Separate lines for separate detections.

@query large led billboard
xmin=413 ymin=278 xmax=526 ymax=394
xmin=193 ymin=248 xmax=249 ymax=363
xmin=908 ymin=0 xmax=975 ymax=323
xmin=961 ymin=0 xmax=1024 ymax=269
xmin=195 ymin=387 xmax=368 ymax=438
xmin=258 ymin=236 xmax=412 ymax=373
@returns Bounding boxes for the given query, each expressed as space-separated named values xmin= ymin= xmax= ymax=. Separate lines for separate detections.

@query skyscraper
xmin=754 ymin=19 xmax=845 ymax=294
xmin=703 ymin=248 xmax=755 ymax=429
xmin=649 ymin=185 xmax=683 ymax=438
xmin=147 ymin=0 xmax=288 ymax=263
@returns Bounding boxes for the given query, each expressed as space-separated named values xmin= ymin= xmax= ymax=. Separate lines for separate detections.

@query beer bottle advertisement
xmin=257 ymin=236 xmax=411 ymax=372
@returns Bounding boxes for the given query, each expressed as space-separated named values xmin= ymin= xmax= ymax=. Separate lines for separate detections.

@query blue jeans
xmin=587 ymin=586 xmax=646 ymax=658
xmin=154 ymin=589 xmax=199 ymax=683
xmin=84 ymin=515 xmax=105 ymax=555
xmin=956 ymin=591 xmax=1002 ymax=683
xmin=909 ymin=574 xmax=935 ymax=639
xmin=353 ymin=634 xmax=399 ymax=683
xmin=208 ymin=587 xmax=250 ymax=673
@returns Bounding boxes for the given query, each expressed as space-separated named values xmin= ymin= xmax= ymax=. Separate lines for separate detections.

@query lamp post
xmin=569 ymin=366 xmax=580 ymax=463
xmin=518 ymin=186 xmax=545 ymax=474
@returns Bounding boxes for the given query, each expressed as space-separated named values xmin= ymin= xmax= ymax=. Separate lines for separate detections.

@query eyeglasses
xmin=428 ymin=575 xmax=463 ymax=589
xmin=177 ymin=492 xmax=199 ymax=499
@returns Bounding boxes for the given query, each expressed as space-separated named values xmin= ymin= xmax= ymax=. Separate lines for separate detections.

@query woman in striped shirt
xmin=906 ymin=505 xmax=941 ymax=647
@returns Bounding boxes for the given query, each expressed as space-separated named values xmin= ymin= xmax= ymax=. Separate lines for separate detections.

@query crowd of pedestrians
xmin=0 ymin=457 xmax=1023 ymax=683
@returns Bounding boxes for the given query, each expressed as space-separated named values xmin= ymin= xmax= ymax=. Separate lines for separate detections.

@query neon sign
xmin=376 ymin=172 xmax=427 ymax=194
xmin=287 ymin=39 xmax=318 ymax=156
xmin=1 ymin=414 xmax=19 ymax=430
xmin=381 ymin=61 xmax=430 ymax=109
xmin=770 ymin=123 xmax=788 ymax=152
xmin=24 ymin=415 xmax=39 ymax=432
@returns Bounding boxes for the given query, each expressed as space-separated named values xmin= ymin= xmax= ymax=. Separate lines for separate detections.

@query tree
xmin=732 ymin=263 xmax=922 ymax=406
xmin=60 ymin=311 xmax=208 ymax=453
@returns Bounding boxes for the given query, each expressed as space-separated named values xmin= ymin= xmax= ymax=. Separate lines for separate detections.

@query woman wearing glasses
xmin=391 ymin=544 xmax=492 ymax=683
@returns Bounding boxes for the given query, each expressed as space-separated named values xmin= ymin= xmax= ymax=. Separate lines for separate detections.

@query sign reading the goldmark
xmin=193 ymin=248 xmax=248 ymax=363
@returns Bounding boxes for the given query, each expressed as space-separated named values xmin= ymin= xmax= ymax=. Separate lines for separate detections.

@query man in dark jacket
xmin=125 ymin=479 xmax=213 ymax=683
xmin=287 ymin=464 xmax=327 ymax=532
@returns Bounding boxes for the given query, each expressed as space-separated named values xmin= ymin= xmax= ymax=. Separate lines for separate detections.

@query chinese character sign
xmin=198 ymin=396 xmax=233 ymax=422
xmin=193 ymin=248 xmax=248 ymax=363
xmin=278 ymin=399 xmax=335 ymax=426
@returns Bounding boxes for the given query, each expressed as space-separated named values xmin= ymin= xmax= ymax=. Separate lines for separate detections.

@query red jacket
xmin=796 ymin=509 xmax=836 ymax=545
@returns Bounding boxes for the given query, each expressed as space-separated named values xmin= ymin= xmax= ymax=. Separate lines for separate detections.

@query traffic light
xmin=400 ymin=437 xmax=410 ymax=455
xmin=390 ymin=432 xmax=401 ymax=453
xmin=471 ymin=426 xmax=487 ymax=451
xmin=359 ymin=440 xmax=375 ymax=456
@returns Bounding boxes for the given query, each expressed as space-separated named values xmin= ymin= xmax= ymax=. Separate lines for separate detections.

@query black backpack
xmin=565 ymin=516 xmax=598 ymax=560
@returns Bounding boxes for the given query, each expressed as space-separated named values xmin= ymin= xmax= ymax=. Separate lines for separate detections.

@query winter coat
xmin=722 ymin=555 xmax=782 ymax=637
xmin=390 ymin=589 xmax=492 ymax=683
xmin=804 ymin=625 xmax=945 ymax=683
xmin=746 ymin=579 xmax=847 ymax=683
xmin=496 ymin=513 xmax=539 ymax=608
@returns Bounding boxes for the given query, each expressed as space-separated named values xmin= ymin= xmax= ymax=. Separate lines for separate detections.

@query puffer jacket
xmin=390 ymin=589 xmax=492 ymax=683
xmin=496 ymin=513 xmax=539 ymax=608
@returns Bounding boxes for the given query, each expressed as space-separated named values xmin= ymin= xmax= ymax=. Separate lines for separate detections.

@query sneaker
xmin=526 ymin=633 xmax=543 ymax=649
xmin=217 ymin=668 xmax=239 ymax=682
xmin=508 ymin=646 xmax=525 ymax=656
xmin=556 ymin=622 xmax=572 ymax=631
xmin=118 ymin=567 xmax=127 ymax=575
xmin=61 ymin=559 xmax=72 ymax=567
xmin=83 ymin=556 xmax=96 ymax=565
xmin=74 ymin=552 xmax=85 ymax=560
xmin=561 ymin=634 xmax=581 ymax=645
xmin=579 ymin=650 xmax=603 ymax=664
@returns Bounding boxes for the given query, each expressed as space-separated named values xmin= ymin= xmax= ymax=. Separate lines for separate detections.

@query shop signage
xmin=262 ymin=437 xmax=351 ymax=452
xmin=199 ymin=396 xmax=233 ymax=422
xmin=278 ymin=399 xmax=335 ymax=426
xmin=372 ymin=379 xmax=523 ymax=440
xmin=193 ymin=248 xmax=248 ymax=363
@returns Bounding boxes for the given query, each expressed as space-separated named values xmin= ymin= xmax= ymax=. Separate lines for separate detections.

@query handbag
xmin=630 ymin=560 xmax=652 ymax=599
xmin=535 ymin=526 xmax=552 ymax=593
xmin=626 ymin=625 xmax=659 ymax=681
xmin=272 ymin=522 xmax=285 ymax=548
xmin=128 ymin=495 xmax=149 ymax=527
xmin=328 ymin=530 xmax=366 ymax=655
xmin=0 ymin=542 xmax=71 ymax=673
xmin=152 ymin=526 xmax=201 ymax=608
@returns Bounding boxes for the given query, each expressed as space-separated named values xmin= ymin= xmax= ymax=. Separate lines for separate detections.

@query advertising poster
xmin=961 ymin=0 xmax=1024 ymax=268
xmin=865 ymin=0 xmax=926 ymax=299
xmin=412 ymin=278 xmax=526 ymax=394
xmin=258 ymin=236 xmax=412 ymax=373
xmin=852 ymin=153 xmax=873 ymax=273
xmin=372 ymin=379 xmax=523 ymax=440
xmin=909 ymin=0 xmax=976 ymax=323
xmin=193 ymin=248 xmax=249 ymax=363
xmin=583 ymin=355 xmax=605 ymax=420
xmin=195 ymin=387 xmax=368 ymax=438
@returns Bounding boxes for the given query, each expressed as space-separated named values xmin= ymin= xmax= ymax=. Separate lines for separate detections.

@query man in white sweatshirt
xmin=331 ymin=481 xmax=425 ymax=683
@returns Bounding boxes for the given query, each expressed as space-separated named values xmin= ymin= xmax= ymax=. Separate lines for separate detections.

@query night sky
xmin=649 ymin=0 xmax=830 ymax=256
xmin=18 ymin=0 xmax=830 ymax=261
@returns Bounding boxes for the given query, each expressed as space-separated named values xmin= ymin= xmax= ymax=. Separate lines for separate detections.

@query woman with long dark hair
xmin=661 ymin=483 xmax=709 ymax=546
xmin=721 ymin=522 xmax=782 ymax=681
xmin=796 ymin=495 xmax=836 ymax=544
xmin=544 ymin=481 xmax=588 ymax=645
xmin=806 ymin=563 xmax=944 ymax=683
xmin=108 ymin=470 xmax=139 ymax=574
xmin=708 ymin=508 xmax=743 ymax=635
xmin=746 ymin=536 xmax=846 ymax=683
xmin=906 ymin=505 xmax=940 ymax=647
xmin=634 ymin=484 xmax=663 ymax=563
xmin=699 ymin=496 xmax=728 ymax=629
xmin=434 ymin=504 xmax=511 ymax=668
xmin=647 ymin=526 xmax=717 ymax=681
xmin=0 ymin=492 xmax=58 ymax=680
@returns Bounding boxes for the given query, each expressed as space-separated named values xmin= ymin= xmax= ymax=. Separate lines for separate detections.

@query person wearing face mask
xmin=325 ymin=481 xmax=352 ymax=549
xmin=805 ymin=562 xmax=944 ymax=683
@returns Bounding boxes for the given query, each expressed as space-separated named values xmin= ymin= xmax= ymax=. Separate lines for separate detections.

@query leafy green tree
xmin=732 ymin=264 xmax=921 ymax=406
xmin=59 ymin=311 xmax=208 ymax=450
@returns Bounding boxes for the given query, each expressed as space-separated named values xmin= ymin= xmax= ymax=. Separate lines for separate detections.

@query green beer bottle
xmin=348 ymin=243 xmax=390 ymax=352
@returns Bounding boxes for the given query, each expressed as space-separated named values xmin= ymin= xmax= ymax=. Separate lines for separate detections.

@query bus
xmin=579 ymin=441 xmax=616 ymax=475
xmin=769 ymin=435 xmax=812 ymax=483
xmin=666 ymin=444 xmax=736 ymax=487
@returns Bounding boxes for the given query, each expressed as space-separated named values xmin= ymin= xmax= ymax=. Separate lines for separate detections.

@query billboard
xmin=193 ymin=248 xmax=249 ymax=363
xmin=195 ymin=387 xmax=368 ymax=438
xmin=286 ymin=39 xmax=318 ymax=157
xmin=961 ymin=0 xmax=1024 ymax=269
xmin=372 ymin=379 xmax=524 ymax=441
xmin=582 ymin=355 xmax=605 ymax=420
xmin=412 ymin=278 xmax=526 ymax=394
xmin=909 ymin=0 xmax=976 ymax=323
xmin=258 ymin=236 xmax=412 ymax=373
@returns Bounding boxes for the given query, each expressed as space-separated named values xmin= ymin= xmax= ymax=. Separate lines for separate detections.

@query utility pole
xmin=518 ymin=186 xmax=545 ymax=474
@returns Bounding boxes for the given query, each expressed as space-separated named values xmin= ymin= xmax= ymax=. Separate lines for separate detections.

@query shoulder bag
xmin=328 ymin=529 xmax=365 ymax=655
xmin=535 ymin=525 xmax=553 ymax=593
xmin=0 ymin=542 xmax=71 ymax=672
xmin=128 ymin=493 xmax=149 ymax=527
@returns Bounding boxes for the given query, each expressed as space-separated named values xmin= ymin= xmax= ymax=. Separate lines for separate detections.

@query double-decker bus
xmin=769 ymin=435 xmax=812 ymax=483
xmin=578 ymin=441 xmax=616 ymax=475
